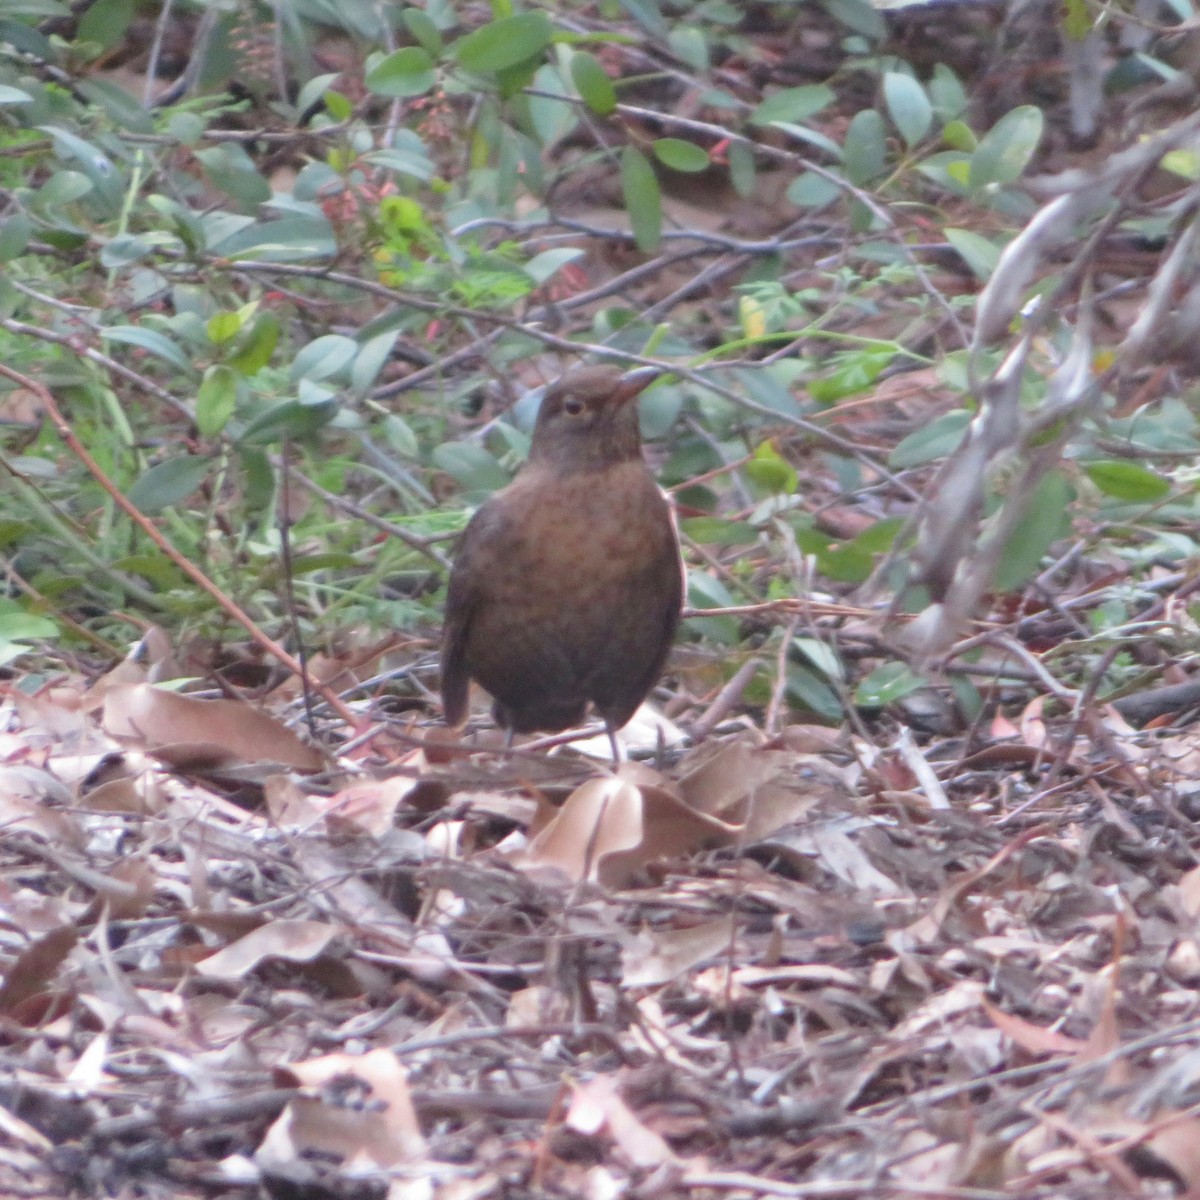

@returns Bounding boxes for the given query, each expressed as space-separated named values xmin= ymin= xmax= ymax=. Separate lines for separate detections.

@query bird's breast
xmin=496 ymin=463 xmax=676 ymax=589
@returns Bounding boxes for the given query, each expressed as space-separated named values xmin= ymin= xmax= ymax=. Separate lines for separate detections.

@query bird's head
xmin=527 ymin=365 xmax=659 ymax=472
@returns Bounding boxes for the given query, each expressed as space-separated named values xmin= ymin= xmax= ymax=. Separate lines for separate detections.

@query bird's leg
xmin=605 ymin=720 xmax=622 ymax=764
xmin=503 ymin=725 xmax=516 ymax=759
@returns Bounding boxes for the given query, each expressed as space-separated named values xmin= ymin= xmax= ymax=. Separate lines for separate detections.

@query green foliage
xmin=0 ymin=0 xmax=1185 ymax=731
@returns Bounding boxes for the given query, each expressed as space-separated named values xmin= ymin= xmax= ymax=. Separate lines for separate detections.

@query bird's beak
xmin=612 ymin=366 xmax=661 ymax=405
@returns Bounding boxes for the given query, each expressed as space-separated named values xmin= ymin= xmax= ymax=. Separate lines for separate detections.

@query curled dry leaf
xmin=258 ymin=1048 xmax=426 ymax=1179
xmin=564 ymin=1074 xmax=675 ymax=1170
xmin=266 ymin=773 xmax=415 ymax=836
xmin=981 ymin=996 xmax=1087 ymax=1056
xmin=81 ymin=855 xmax=156 ymax=922
xmin=0 ymin=784 xmax=84 ymax=848
xmin=522 ymin=773 xmax=738 ymax=888
xmin=621 ymin=916 xmax=736 ymax=989
xmin=676 ymin=736 xmax=827 ymax=841
xmin=195 ymin=919 xmax=342 ymax=981
xmin=102 ymin=683 xmax=324 ymax=772
xmin=0 ymin=923 xmax=78 ymax=1013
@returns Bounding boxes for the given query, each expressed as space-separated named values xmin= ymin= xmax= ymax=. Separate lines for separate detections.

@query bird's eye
xmin=562 ymin=396 xmax=586 ymax=416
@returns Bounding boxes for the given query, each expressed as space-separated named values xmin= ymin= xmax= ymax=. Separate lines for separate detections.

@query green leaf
xmin=620 ymin=145 xmax=661 ymax=252
xmin=403 ymin=7 xmax=443 ymax=54
xmin=193 ymin=143 xmax=272 ymax=208
xmin=237 ymin=446 xmax=274 ymax=514
xmin=77 ymin=0 xmax=134 ymax=49
xmin=37 ymin=126 xmax=124 ymax=211
xmin=728 ymin=140 xmax=755 ymax=197
xmin=618 ymin=0 xmax=668 ymax=37
xmin=668 ymin=25 xmax=708 ymax=71
xmin=944 ymin=227 xmax=1000 ymax=281
xmin=745 ymin=440 xmax=798 ymax=495
xmin=942 ymin=120 xmax=977 ymax=152
xmin=685 ymin=570 xmax=739 ymax=644
xmin=843 ymin=108 xmax=887 ymax=185
xmin=855 ymin=662 xmax=927 ymax=707
xmin=366 ymin=46 xmax=436 ymax=98
xmin=808 ymin=347 xmax=893 ymax=404
xmin=787 ymin=171 xmax=841 ymax=209
xmin=77 ymin=79 xmax=154 ymax=132
xmin=324 ymin=90 xmax=352 ymax=121
xmin=290 ymin=335 xmax=357 ymax=383
xmin=750 ymin=85 xmax=834 ymax=126
xmin=453 ymin=11 xmax=552 ymax=74
xmin=816 ymin=540 xmax=874 ymax=583
xmin=883 ymin=72 xmax=932 ymax=148
xmin=126 ymin=456 xmax=212 ymax=514
xmin=1085 ymin=460 xmax=1172 ymax=501
xmin=207 ymin=310 xmax=243 ymax=345
xmin=0 ymin=213 xmax=32 ymax=261
xmin=228 ymin=312 xmax=280 ymax=375
xmin=820 ymin=0 xmax=886 ymax=39
xmin=653 ymin=137 xmax=709 ymax=173
xmin=196 ymin=365 xmax=238 ymax=436
xmin=915 ymin=150 xmax=972 ymax=194
xmin=529 ymin=66 xmax=577 ymax=146
xmin=239 ymin=397 xmax=338 ymax=445
xmin=570 ymin=50 xmax=616 ymax=116
xmin=786 ymin=662 xmax=844 ymax=721
xmin=432 ymin=442 xmax=511 ymax=493
xmin=1063 ymin=0 xmax=1092 ymax=40
xmin=928 ymin=63 xmax=968 ymax=121
xmin=770 ymin=120 xmax=842 ymax=160
xmin=523 ymin=247 xmax=584 ymax=285
xmin=363 ymin=132 xmax=435 ymax=181
xmin=100 ymin=233 xmax=157 ymax=268
xmin=295 ymin=72 xmax=343 ymax=116
xmin=0 ymin=609 xmax=58 ymax=642
xmin=350 ymin=329 xmax=399 ymax=394
xmin=889 ymin=408 xmax=972 ymax=468
xmin=680 ymin=517 xmax=758 ymax=545
xmin=103 ymin=325 xmax=193 ymax=372
xmin=970 ymin=106 xmax=1044 ymax=192
xmin=383 ymin=414 xmax=419 ymax=458
xmin=994 ymin=468 xmax=1072 ymax=592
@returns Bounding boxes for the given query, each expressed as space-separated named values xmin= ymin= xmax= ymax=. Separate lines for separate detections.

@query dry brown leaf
xmin=621 ymin=916 xmax=736 ymax=988
xmin=1019 ymin=696 xmax=1048 ymax=750
xmin=258 ymin=1048 xmax=427 ymax=1180
xmin=981 ymin=996 xmax=1087 ymax=1056
xmin=523 ymin=776 xmax=643 ymax=884
xmin=0 ymin=924 xmax=77 ymax=1012
xmin=82 ymin=856 xmax=156 ymax=921
xmin=767 ymin=816 xmax=904 ymax=897
xmin=270 ymin=772 xmax=413 ymax=835
xmin=733 ymin=963 xmax=859 ymax=989
xmin=522 ymin=774 xmax=737 ymax=887
xmin=564 ymin=1074 xmax=675 ymax=1169
xmin=102 ymin=683 xmax=323 ymax=771
xmin=1178 ymin=864 xmax=1200 ymax=919
xmin=0 ymin=793 xmax=84 ymax=849
xmin=1139 ymin=1112 xmax=1200 ymax=1191
xmin=195 ymin=919 xmax=341 ymax=980
xmin=904 ymin=824 xmax=1048 ymax=945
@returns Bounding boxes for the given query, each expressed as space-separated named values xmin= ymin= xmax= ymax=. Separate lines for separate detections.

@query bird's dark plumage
xmin=441 ymin=364 xmax=682 ymax=753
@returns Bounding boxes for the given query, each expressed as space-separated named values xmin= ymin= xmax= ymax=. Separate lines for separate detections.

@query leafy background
xmin=5 ymin=0 xmax=1200 ymax=1197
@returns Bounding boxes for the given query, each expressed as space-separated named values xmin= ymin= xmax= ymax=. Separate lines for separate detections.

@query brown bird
xmin=441 ymin=364 xmax=682 ymax=759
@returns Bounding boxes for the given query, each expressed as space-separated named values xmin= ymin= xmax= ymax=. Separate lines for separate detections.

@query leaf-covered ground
xmin=7 ymin=2 xmax=1200 ymax=1198
xmin=8 ymin=610 xmax=1200 ymax=1199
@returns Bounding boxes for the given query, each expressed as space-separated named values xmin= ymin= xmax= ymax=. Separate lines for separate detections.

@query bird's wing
xmin=440 ymin=502 xmax=503 ymax=727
